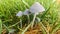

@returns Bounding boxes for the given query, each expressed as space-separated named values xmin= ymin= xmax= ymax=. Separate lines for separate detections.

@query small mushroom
xmin=16 ymin=11 xmax=23 ymax=28
xmin=30 ymin=2 xmax=45 ymax=28
xmin=23 ymin=9 xmax=31 ymax=24
xmin=16 ymin=11 xmax=23 ymax=17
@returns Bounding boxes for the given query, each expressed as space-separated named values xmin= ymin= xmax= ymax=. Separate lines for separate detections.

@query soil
xmin=2 ymin=25 xmax=60 ymax=34
xmin=56 ymin=30 xmax=60 ymax=34
xmin=25 ymin=25 xmax=43 ymax=34
xmin=2 ymin=29 xmax=7 ymax=34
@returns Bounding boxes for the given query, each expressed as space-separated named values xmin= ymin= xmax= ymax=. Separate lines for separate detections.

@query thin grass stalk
xmin=0 ymin=19 xmax=2 ymax=34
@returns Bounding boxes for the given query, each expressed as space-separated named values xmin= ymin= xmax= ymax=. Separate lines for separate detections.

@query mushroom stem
xmin=20 ymin=19 xmax=22 ymax=28
xmin=27 ymin=15 xmax=30 ymax=24
xmin=21 ymin=14 xmax=37 ymax=34
xmin=31 ymin=13 xmax=37 ymax=28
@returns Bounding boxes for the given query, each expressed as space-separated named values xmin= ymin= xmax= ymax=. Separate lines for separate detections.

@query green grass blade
xmin=0 ymin=19 xmax=2 ymax=34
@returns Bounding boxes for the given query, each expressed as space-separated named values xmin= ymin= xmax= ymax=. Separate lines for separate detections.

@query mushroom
xmin=30 ymin=2 xmax=45 ymax=28
xmin=16 ymin=11 xmax=23 ymax=28
xmin=23 ymin=9 xmax=31 ymax=24
xmin=16 ymin=11 xmax=23 ymax=17
xmin=30 ymin=2 xmax=45 ymax=14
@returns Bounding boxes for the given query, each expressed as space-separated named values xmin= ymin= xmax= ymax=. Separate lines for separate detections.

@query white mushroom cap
xmin=16 ymin=11 xmax=23 ymax=17
xmin=30 ymin=2 xmax=45 ymax=14
xmin=23 ymin=9 xmax=31 ymax=15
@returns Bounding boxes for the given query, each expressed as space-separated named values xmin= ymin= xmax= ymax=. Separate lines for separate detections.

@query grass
xmin=0 ymin=0 xmax=60 ymax=34
xmin=0 ymin=19 xmax=2 ymax=34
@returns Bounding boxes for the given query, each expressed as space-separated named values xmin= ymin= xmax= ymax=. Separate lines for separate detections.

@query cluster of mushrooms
xmin=16 ymin=2 xmax=45 ymax=34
